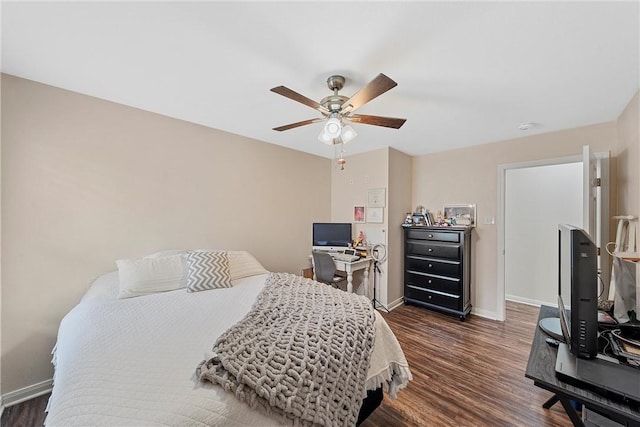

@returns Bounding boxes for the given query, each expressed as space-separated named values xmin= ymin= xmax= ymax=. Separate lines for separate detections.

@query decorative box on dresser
xmin=403 ymin=226 xmax=472 ymax=320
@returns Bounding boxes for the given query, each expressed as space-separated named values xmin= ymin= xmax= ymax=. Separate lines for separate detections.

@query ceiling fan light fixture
xmin=317 ymin=128 xmax=335 ymax=144
xmin=341 ymin=125 xmax=357 ymax=143
xmin=272 ymin=73 xmax=405 ymax=147
xmin=323 ymin=117 xmax=342 ymax=138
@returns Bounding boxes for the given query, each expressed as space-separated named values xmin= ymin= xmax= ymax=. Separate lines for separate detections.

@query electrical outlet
xmin=484 ymin=216 xmax=495 ymax=225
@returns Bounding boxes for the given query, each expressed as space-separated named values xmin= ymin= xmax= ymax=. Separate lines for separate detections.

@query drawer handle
xmin=428 ymin=295 xmax=432 ymax=299
xmin=428 ymin=280 xmax=432 ymax=284
xmin=428 ymin=234 xmax=433 ymax=238
xmin=428 ymin=263 xmax=433 ymax=268
xmin=428 ymin=248 xmax=433 ymax=252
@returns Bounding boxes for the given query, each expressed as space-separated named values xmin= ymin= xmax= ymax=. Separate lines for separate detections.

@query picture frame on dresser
xmin=443 ymin=204 xmax=476 ymax=227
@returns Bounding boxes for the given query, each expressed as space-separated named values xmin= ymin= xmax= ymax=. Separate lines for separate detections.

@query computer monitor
xmin=557 ymin=224 xmax=599 ymax=359
xmin=312 ymin=223 xmax=352 ymax=252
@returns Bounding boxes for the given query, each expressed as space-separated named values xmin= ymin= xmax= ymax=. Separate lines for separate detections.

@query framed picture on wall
xmin=367 ymin=188 xmax=386 ymax=207
xmin=367 ymin=207 xmax=383 ymax=223
xmin=354 ymin=206 xmax=366 ymax=223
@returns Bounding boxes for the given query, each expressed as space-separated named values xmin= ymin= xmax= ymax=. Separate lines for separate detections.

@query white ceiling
xmin=2 ymin=1 xmax=639 ymax=159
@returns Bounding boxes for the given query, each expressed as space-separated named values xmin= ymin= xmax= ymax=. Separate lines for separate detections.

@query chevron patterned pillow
xmin=185 ymin=251 xmax=233 ymax=292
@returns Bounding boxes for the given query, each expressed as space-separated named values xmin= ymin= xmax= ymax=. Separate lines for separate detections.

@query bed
xmin=45 ymin=250 xmax=412 ymax=426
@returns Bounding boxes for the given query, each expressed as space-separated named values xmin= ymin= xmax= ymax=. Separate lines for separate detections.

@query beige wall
xmin=614 ymin=90 xmax=640 ymax=315
xmin=387 ymin=149 xmax=412 ymax=305
xmin=330 ymin=147 xmax=412 ymax=307
xmin=331 ymin=148 xmax=389 ymax=299
xmin=616 ymin=90 xmax=639 ymax=217
xmin=412 ymin=122 xmax=617 ymax=319
xmin=0 ymin=75 xmax=3 ymax=399
xmin=1 ymin=74 xmax=331 ymax=393
xmin=331 ymin=148 xmax=389 ymax=228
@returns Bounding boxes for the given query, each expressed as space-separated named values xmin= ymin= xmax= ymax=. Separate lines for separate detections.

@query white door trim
xmin=496 ymin=155 xmax=581 ymax=321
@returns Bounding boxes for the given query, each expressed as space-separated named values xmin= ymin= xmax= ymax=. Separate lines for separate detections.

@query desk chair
xmin=312 ymin=251 xmax=347 ymax=288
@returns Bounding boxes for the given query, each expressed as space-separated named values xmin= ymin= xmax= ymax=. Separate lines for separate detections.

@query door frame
xmin=496 ymin=155 xmax=582 ymax=321
xmin=496 ymin=152 xmax=610 ymax=321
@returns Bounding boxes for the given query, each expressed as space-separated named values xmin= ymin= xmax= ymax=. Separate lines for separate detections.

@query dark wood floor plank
xmin=1 ymin=393 xmax=49 ymax=427
xmin=1 ymin=301 xmax=570 ymax=426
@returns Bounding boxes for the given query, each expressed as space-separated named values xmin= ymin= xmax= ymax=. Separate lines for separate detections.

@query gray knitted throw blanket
xmin=197 ymin=272 xmax=376 ymax=426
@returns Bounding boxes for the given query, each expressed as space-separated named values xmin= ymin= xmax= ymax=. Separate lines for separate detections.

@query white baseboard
xmin=390 ymin=298 xmax=498 ymax=319
xmin=470 ymin=307 xmax=498 ymax=320
xmin=386 ymin=297 xmax=404 ymax=311
xmin=2 ymin=379 xmax=52 ymax=408
xmin=505 ymin=294 xmax=552 ymax=308
xmin=473 ymin=297 xmax=551 ymax=321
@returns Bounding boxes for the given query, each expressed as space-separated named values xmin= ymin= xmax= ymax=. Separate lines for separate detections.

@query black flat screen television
xmin=557 ymin=224 xmax=599 ymax=359
xmin=312 ymin=223 xmax=352 ymax=252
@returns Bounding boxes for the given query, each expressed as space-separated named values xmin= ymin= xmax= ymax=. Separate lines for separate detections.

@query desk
xmin=525 ymin=305 xmax=640 ymax=427
xmin=310 ymin=255 xmax=372 ymax=294
xmin=332 ymin=257 xmax=372 ymax=294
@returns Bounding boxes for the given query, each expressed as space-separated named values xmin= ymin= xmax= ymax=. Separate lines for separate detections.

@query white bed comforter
xmin=45 ymin=272 xmax=411 ymax=426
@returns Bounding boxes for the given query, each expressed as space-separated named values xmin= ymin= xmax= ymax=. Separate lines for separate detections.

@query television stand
xmin=525 ymin=305 xmax=640 ymax=427
xmin=538 ymin=317 xmax=564 ymax=341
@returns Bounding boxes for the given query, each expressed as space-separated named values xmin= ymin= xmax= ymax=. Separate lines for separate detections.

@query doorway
xmin=496 ymin=149 xmax=610 ymax=321
xmin=504 ymin=161 xmax=583 ymax=306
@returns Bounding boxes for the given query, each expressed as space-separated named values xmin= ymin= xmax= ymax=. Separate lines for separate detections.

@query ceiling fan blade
xmin=341 ymin=74 xmax=398 ymax=114
xmin=348 ymin=114 xmax=406 ymax=129
xmin=273 ymin=118 xmax=324 ymax=132
xmin=270 ymin=86 xmax=330 ymax=115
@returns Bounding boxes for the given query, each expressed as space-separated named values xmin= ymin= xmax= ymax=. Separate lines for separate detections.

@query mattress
xmin=45 ymin=271 xmax=411 ymax=426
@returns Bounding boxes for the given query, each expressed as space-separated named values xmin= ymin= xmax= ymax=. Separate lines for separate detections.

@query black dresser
xmin=403 ymin=226 xmax=472 ymax=320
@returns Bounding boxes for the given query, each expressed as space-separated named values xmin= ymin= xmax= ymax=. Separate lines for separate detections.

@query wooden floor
xmin=361 ymin=301 xmax=570 ymax=426
xmin=1 ymin=301 xmax=570 ymax=427
xmin=1 ymin=391 xmax=49 ymax=427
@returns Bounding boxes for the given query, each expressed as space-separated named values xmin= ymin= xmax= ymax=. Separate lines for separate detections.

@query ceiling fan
xmin=270 ymin=73 xmax=406 ymax=145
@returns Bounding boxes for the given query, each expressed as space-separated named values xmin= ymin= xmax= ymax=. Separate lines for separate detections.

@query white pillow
xmin=144 ymin=249 xmax=186 ymax=258
xmin=227 ymin=251 xmax=269 ymax=280
xmin=116 ymin=254 xmax=186 ymax=299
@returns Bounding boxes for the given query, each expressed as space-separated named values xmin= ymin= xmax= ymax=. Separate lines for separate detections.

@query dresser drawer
xmin=406 ymin=241 xmax=460 ymax=260
xmin=405 ymin=255 xmax=461 ymax=278
xmin=405 ymin=285 xmax=460 ymax=310
xmin=405 ymin=270 xmax=461 ymax=295
xmin=406 ymin=229 xmax=460 ymax=243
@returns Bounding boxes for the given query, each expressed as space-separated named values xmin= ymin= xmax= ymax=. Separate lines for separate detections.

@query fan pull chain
xmin=336 ymin=143 xmax=346 ymax=170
